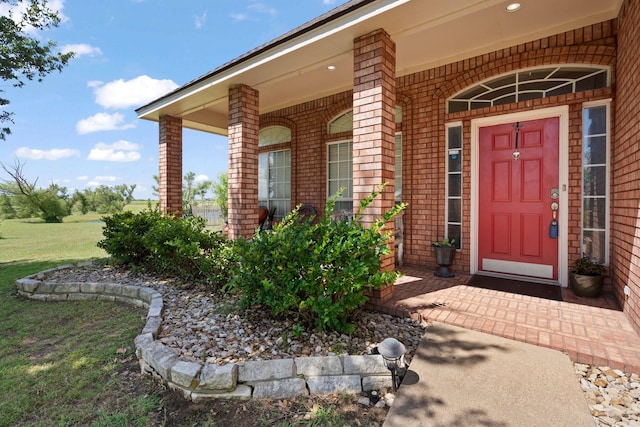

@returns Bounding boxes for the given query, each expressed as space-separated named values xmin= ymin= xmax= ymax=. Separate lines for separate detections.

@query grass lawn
xmin=0 ymin=214 xmax=158 ymax=427
xmin=0 ymin=208 xmax=386 ymax=426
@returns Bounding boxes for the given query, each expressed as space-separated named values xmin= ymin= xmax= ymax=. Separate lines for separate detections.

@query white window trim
xmin=470 ymin=106 xmax=569 ymax=287
xmin=258 ymin=148 xmax=291 ymax=218
xmin=445 ymin=122 xmax=463 ymax=249
xmin=395 ymin=132 xmax=402 ymax=202
xmin=581 ymin=99 xmax=611 ymax=266
xmin=326 ymin=139 xmax=353 ymax=206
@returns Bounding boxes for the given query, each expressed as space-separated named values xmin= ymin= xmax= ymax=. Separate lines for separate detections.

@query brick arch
xmin=434 ymin=45 xmax=617 ymax=102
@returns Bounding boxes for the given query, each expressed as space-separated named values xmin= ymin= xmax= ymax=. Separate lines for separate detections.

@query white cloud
xmin=194 ymin=11 xmax=207 ymax=29
xmin=323 ymin=0 xmax=338 ymax=4
xmin=230 ymin=13 xmax=249 ymax=22
xmin=76 ymin=176 xmax=88 ymax=181
xmin=60 ymin=43 xmax=103 ymax=58
xmin=247 ymin=2 xmax=277 ymax=18
xmin=88 ymin=140 xmax=141 ymax=162
xmin=76 ymin=112 xmax=134 ymax=134
xmin=231 ymin=2 xmax=278 ymax=22
xmin=86 ymin=176 xmax=120 ymax=187
xmin=92 ymin=75 xmax=179 ymax=110
xmin=195 ymin=174 xmax=209 ymax=182
xmin=14 ymin=146 xmax=80 ymax=160
xmin=50 ymin=178 xmax=72 ymax=185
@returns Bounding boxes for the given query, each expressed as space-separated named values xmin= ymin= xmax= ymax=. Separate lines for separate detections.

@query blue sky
xmin=1 ymin=0 xmax=339 ymax=200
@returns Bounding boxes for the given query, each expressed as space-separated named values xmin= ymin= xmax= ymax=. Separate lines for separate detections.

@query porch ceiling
xmin=136 ymin=0 xmax=622 ymax=136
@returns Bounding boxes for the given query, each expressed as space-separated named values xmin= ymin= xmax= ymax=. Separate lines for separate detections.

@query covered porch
xmin=382 ymin=266 xmax=640 ymax=373
xmin=136 ymin=0 xmax=640 ymax=336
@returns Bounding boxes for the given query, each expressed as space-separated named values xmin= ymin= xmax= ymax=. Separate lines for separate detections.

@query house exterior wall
xmin=613 ymin=0 xmax=640 ymax=334
xmin=260 ymin=20 xmax=616 ymax=274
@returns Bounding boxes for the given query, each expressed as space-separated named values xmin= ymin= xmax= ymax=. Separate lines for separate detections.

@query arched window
xmin=259 ymin=125 xmax=291 ymax=147
xmin=447 ymin=66 xmax=610 ymax=113
xmin=258 ymin=126 xmax=291 ymax=219
xmin=327 ymin=107 xmax=403 ymax=134
xmin=326 ymin=108 xmax=404 ymax=213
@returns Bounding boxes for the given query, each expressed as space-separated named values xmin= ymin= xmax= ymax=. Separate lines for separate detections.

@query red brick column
xmin=158 ymin=115 xmax=183 ymax=216
xmin=353 ymin=29 xmax=396 ymax=302
xmin=228 ymin=84 xmax=259 ymax=239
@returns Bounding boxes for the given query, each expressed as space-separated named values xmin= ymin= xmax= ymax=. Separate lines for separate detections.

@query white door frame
xmin=470 ymin=106 xmax=569 ymax=287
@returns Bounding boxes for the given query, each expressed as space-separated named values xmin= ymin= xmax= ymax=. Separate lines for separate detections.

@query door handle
xmin=549 ymin=202 xmax=559 ymax=238
xmin=551 ymin=202 xmax=558 ymax=219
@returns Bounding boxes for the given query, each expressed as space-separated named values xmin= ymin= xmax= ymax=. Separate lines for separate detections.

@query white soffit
xmin=137 ymin=0 xmax=622 ymax=135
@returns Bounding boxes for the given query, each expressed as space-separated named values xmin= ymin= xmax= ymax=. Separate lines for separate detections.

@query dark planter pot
xmin=569 ymin=272 xmax=603 ymax=298
xmin=433 ymin=246 xmax=456 ymax=278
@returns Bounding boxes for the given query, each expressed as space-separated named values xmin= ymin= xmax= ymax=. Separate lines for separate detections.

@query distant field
xmin=0 ymin=204 xmax=158 ymax=426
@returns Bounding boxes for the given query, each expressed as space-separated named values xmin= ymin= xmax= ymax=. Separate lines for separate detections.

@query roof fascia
xmin=135 ymin=0 xmax=409 ymax=119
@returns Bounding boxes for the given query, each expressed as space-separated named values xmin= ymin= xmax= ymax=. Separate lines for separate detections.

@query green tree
xmin=183 ymin=171 xmax=196 ymax=214
xmin=82 ymin=184 xmax=136 ymax=214
xmin=194 ymin=180 xmax=212 ymax=202
xmin=1 ymin=0 xmax=74 ymax=140
xmin=0 ymin=161 xmax=69 ymax=222
xmin=69 ymin=190 xmax=89 ymax=214
xmin=212 ymin=171 xmax=228 ymax=220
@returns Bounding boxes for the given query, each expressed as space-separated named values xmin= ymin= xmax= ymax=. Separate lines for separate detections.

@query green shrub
xmin=98 ymin=208 xmax=231 ymax=286
xmin=227 ymin=185 xmax=405 ymax=333
xmin=98 ymin=209 xmax=162 ymax=265
xmin=142 ymin=214 xmax=231 ymax=285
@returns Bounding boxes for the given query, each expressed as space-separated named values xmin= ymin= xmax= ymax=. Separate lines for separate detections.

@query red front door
xmin=478 ymin=118 xmax=559 ymax=280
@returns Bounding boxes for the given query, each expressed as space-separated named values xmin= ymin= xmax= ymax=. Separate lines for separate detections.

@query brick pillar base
xmin=159 ymin=115 xmax=183 ymax=216
xmin=353 ymin=29 xmax=397 ymax=304
xmin=228 ymin=84 xmax=259 ymax=240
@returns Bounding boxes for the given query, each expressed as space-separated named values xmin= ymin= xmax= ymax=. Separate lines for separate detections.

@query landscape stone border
xmin=15 ymin=263 xmax=394 ymax=401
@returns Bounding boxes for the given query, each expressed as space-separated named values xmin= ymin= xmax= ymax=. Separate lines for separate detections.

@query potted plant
xmin=432 ymin=238 xmax=456 ymax=277
xmin=569 ymin=256 xmax=605 ymax=297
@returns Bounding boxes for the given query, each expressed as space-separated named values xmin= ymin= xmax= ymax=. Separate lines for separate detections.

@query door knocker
xmin=512 ymin=122 xmax=521 ymax=160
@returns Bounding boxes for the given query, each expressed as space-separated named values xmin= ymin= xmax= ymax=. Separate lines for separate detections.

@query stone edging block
xmin=15 ymin=262 xmax=394 ymax=401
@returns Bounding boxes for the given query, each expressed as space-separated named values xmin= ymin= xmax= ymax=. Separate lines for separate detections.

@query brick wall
xmin=259 ymin=20 xmax=617 ymax=276
xmin=158 ymin=115 xmax=183 ymax=216
xmin=613 ymin=0 xmax=640 ymax=334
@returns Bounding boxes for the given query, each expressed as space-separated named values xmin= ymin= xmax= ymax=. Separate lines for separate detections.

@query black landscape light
xmin=377 ymin=337 xmax=406 ymax=391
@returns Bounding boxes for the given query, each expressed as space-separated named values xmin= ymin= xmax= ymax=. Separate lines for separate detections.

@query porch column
xmin=158 ymin=115 xmax=183 ymax=216
xmin=353 ymin=29 xmax=397 ymax=302
xmin=227 ymin=84 xmax=259 ymax=239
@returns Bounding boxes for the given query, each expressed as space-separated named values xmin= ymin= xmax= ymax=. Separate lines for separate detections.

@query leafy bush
xmin=98 ymin=209 xmax=162 ymax=265
xmin=227 ymin=185 xmax=405 ymax=333
xmin=142 ymin=215 xmax=230 ymax=285
xmin=98 ymin=208 xmax=231 ymax=286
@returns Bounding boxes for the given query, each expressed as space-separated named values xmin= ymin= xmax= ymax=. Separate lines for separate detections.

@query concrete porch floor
xmin=380 ymin=266 xmax=640 ymax=373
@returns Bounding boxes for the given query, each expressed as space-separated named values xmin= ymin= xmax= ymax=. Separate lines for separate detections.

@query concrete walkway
xmin=384 ymin=323 xmax=595 ymax=427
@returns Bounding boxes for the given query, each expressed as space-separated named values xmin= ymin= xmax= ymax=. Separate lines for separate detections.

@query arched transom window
xmin=327 ymin=107 xmax=403 ymax=134
xmin=259 ymin=125 xmax=291 ymax=147
xmin=448 ymin=66 xmax=610 ymax=113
